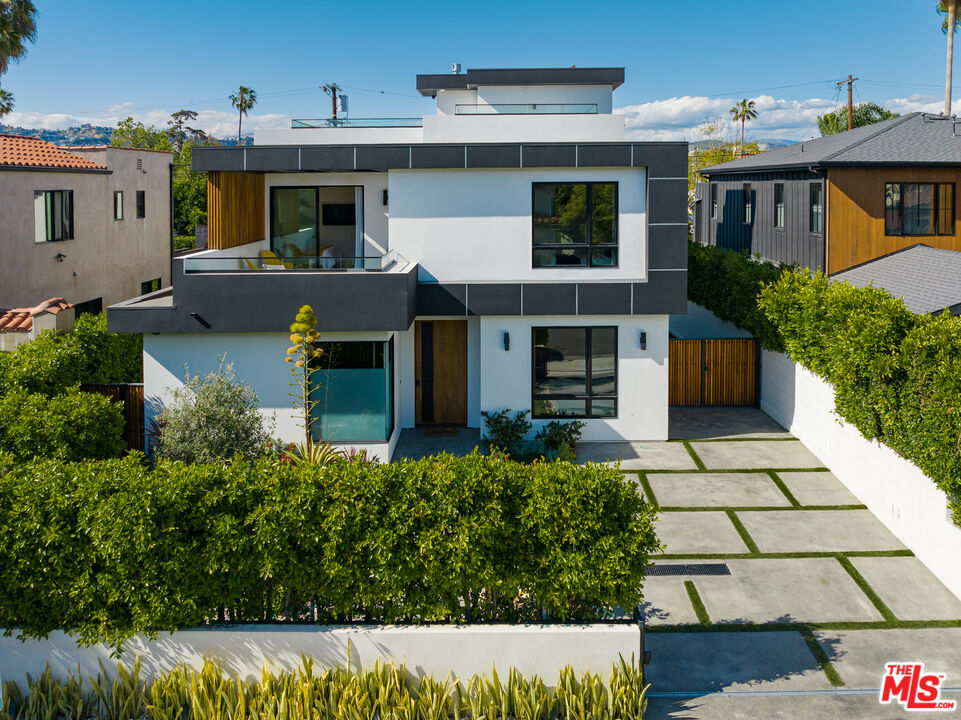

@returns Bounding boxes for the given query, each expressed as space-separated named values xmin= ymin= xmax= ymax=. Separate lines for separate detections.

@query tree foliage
xmin=286 ymin=305 xmax=324 ymax=446
xmin=0 ymin=0 xmax=37 ymax=75
xmin=688 ymin=121 xmax=760 ymax=202
xmin=817 ymin=102 xmax=898 ymax=136
xmin=229 ymin=85 xmax=257 ymax=142
xmin=0 ymin=453 xmax=659 ymax=646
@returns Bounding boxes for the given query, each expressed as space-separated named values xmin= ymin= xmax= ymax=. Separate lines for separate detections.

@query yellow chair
xmin=243 ymin=258 xmax=258 ymax=270
xmin=260 ymin=250 xmax=292 ymax=269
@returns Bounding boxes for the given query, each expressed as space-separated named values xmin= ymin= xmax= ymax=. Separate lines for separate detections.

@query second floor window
xmin=34 ymin=190 xmax=74 ymax=243
xmin=532 ymin=182 xmax=617 ymax=268
xmin=710 ymin=183 xmax=718 ymax=219
xmin=884 ymin=182 xmax=954 ymax=236
xmin=774 ymin=183 xmax=784 ymax=229
xmin=810 ymin=183 xmax=824 ymax=234
xmin=113 ymin=191 xmax=123 ymax=220
xmin=136 ymin=191 xmax=146 ymax=219
xmin=743 ymin=183 xmax=752 ymax=223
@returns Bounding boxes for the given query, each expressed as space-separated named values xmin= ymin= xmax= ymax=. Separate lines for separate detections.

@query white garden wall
xmin=0 ymin=624 xmax=640 ymax=686
xmin=761 ymin=350 xmax=961 ymax=600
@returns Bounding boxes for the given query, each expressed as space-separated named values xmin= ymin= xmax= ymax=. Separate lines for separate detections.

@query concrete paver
xmin=646 ymin=472 xmax=790 ymax=508
xmin=690 ymin=440 xmax=824 ymax=470
xmin=850 ymin=556 xmax=961 ymax=621
xmin=813 ymin=628 xmax=961 ymax=689
xmin=655 ymin=512 xmax=751 ymax=554
xmin=644 ymin=631 xmax=833 ymax=692
xmin=737 ymin=509 xmax=906 ymax=553
xmin=669 ymin=407 xmax=792 ymax=440
xmin=640 ymin=577 xmax=702 ymax=626
xmin=695 ymin=558 xmax=885 ymax=624
xmin=576 ymin=442 xmax=698 ymax=470
xmin=775 ymin=470 xmax=860 ymax=506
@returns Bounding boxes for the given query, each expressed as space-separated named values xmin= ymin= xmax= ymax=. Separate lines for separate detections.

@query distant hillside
xmin=0 ymin=123 xmax=254 ymax=146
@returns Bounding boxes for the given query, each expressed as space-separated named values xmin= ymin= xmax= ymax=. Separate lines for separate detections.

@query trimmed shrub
xmin=72 ymin=311 xmax=142 ymax=383
xmin=481 ymin=409 xmax=531 ymax=451
xmin=0 ymin=453 xmax=658 ymax=646
xmin=0 ymin=388 xmax=126 ymax=461
xmin=153 ymin=362 xmax=273 ymax=463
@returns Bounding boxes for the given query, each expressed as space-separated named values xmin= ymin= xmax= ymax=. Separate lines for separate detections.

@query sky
xmin=0 ymin=0 xmax=954 ymax=142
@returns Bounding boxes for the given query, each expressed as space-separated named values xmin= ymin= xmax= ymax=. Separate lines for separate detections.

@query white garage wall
xmin=761 ymin=350 xmax=961 ymax=601
xmin=480 ymin=315 xmax=669 ymax=442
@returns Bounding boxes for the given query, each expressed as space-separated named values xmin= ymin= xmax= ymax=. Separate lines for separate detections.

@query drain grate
xmin=647 ymin=563 xmax=731 ymax=577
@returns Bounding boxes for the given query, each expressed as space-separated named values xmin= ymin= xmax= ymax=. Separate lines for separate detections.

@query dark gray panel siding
xmin=700 ymin=171 xmax=825 ymax=271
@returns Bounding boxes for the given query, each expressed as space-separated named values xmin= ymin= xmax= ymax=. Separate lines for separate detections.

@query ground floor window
xmin=310 ymin=338 xmax=393 ymax=442
xmin=532 ymin=326 xmax=617 ymax=418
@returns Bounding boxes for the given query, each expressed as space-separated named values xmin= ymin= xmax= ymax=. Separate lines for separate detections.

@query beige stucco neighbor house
xmin=0 ymin=135 xmax=172 ymax=312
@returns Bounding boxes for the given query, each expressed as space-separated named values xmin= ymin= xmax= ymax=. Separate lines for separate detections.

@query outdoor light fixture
xmin=383 ymin=189 xmax=389 ymax=206
xmin=55 ymin=253 xmax=67 ymax=262
xmin=503 ymin=332 xmax=510 ymax=351
xmin=639 ymin=331 xmax=647 ymax=350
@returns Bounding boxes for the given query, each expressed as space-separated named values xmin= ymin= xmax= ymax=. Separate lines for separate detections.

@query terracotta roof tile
xmin=0 ymin=298 xmax=73 ymax=332
xmin=0 ymin=134 xmax=108 ymax=171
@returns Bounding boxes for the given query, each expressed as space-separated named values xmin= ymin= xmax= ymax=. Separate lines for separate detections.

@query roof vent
xmin=136 ymin=158 xmax=143 ymax=171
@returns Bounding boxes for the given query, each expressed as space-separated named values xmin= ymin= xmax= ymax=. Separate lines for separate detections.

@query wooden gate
xmin=669 ymin=338 xmax=758 ymax=406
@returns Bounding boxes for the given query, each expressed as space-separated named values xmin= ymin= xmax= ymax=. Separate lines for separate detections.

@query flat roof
xmin=416 ymin=67 xmax=624 ymax=96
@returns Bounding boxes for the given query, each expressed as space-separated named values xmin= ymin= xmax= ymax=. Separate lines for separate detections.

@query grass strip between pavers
xmin=658 ymin=504 xmax=867 ymax=512
xmin=725 ymin=510 xmax=761 ymax=554
xmin=680 ymin=441 xmax=707 ymax=471
xmin=836 ymin=553 xmax=898 ymax=622
xmin=637 ymin=473 xmax=659 ymax=510
xmin=673 ymin=437 xmax=801 ymax=443
xmin=767 ymin=470 xmax=801 ymax=508
xmin=647 ymin=619 xmax=961 ymax=633
xmin=632 ymin=467 xmax=831 ymax=475
xmin=799 ymin=626 xmax=845 ymax=688
xmin=684 ymin=580 xmax=712 ymax=626
xmin=654 ymin=549 xmax=914 ymax=561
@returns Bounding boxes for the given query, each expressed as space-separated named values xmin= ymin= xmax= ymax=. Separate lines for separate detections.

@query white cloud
xmin=617 ymin=93 xmax=946 ymax=142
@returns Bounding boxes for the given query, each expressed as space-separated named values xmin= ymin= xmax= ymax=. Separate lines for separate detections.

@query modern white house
xmin=108 ymin=67 xmax=688 ymax=460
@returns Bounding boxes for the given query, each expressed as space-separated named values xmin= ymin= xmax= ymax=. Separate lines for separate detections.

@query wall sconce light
xmin=639 ymin=331 xmax=647 ymax=350
xmin=503 ymin=332 xmax=511 ymax=351
xmin=55 ymin=253 xmax=67 ymax=262
xmin=382 ymin=189 xmax=389 ymax=206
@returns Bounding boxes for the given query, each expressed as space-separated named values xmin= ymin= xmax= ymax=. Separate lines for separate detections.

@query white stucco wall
xmin=0 ymin=624 xmax=640 ymax=687
xmin=144 ymin=331 xmax=400 ymax=461
xmin=761 ymin=350 xmax=961 ymax=601
xmin=387 ymin=168 xmax=646 ymax=284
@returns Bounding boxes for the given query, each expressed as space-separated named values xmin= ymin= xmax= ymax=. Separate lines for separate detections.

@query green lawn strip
xmin=653 ymin=549 xmax=914 ymax=561
xmin=799 ymin=626 xmax=845 ymax=687
xmin=766 ymin=470 xmax=801 ymax=508
xmin=680 ymin=441 xmax=707 ymax=470
xmin=725 ymin=510 xmax=760 ymax=554
xmin=836 ymin=553 xmax=898 ymax=622
xmin=658 ymin=504 xmax=866 ymax=512
xmin=637 ymin=473 xmax=659 ymax=510
xmin=683 ymin=580 xmax=712 ymax=626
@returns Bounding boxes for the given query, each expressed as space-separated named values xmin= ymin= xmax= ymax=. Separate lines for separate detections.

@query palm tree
xmin=939 ymin=1 xmax=961 ymax=115
xmin=729 ymin=99 xmax=758 ymax=155
xmin=228 ymin=86 xmax=257 ymax=144
xmin=0 ymin=0 xmax=38 ymax=75
xmin=0 ymin=88 xmax=13 ymax=118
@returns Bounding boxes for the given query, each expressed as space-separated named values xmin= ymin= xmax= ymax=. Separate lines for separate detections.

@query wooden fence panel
xmin=669 ymin=339 xmax=757 ymax=407
xmin=80 ymin=383 xmax=144 ymax=451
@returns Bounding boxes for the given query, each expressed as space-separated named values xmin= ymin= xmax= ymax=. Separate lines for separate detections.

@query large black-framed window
xmin=34 ymin=190 xmax=74 ymax=243
xmin=532 ymin=326 xmax=617 ymax=419
xmin=136 ymin=190 xmax=146 ymax=219
xmin=532 ymin=182 xmax=617 ymax=268
xmin=774 ymin=183 xmax=785 ymax=229
xmin=742 ymin=183 xmax=752 ymax=224
xmin=884 ymin=182 xmax=954 ymax=236
xmin=809 ymin=183 xmax=823 ymax=234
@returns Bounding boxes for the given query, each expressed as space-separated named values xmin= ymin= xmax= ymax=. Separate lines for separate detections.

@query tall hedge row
xmin=758 ymin=270 xmax=961 ymax=519
xmin=0 ymin=453 xmax=658 ymax=647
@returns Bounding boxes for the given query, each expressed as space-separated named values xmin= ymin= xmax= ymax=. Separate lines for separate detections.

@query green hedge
xmin=0 ymin=453 xmax=659 ymax=647
xmin=687 ymin=242 xmax=789 ymax=351
xmin=758 ymin=270 xmax=961 ymax=519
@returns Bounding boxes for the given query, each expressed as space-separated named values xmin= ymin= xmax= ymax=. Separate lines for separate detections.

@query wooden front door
xmin=415 ymin=320 xmax=468 ymax=425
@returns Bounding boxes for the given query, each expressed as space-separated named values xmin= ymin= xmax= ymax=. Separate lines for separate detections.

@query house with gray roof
xmin=694 ymin=112 xmax=961 ymax=275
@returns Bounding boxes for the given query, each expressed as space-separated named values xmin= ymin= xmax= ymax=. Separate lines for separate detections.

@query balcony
xmin=454 ymin=103 xmax=598 ymax=115
xmin=291 ymin=118 xmax=423 ymax=128
xmin=183 ymin=249 xmax=406 ymax=273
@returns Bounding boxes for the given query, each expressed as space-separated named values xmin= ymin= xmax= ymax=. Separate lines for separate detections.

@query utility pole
xmin=321 ymin=83 xmax=341 ymax=121
xmin=836 ymin=75 xmax=859 ymax=130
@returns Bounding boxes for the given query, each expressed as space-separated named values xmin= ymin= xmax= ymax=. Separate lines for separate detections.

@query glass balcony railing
xmin=291 ymin=118 xmax=423 ymax=128
xmin=184 ymin=251 xmax=404 ymax=274
xmin=454 ymin=103 xmax=598 ymax=115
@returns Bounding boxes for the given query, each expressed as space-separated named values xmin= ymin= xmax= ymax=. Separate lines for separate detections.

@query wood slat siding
xmin=207 ymin=171 xmax=265 ymax=250
xmin=80 ymin=383 xmax=144 ymax=451
xmin=700 ymin=172 xmax=825 ymax=272
xmin=669 ymin=339 xmax=757 ymax=407
xmin=826 ymin=167 xmax=961 ymax=274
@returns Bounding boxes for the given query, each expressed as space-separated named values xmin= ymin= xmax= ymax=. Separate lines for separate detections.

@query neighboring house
xmin=694 ymin=113 xmax=961 ymax=274
xmin=0 ymin=135 xmax=173 ymax=312
xmin=108 ymin=66 xmax=688 ymax=460
xmin=832 ymin=244 xmax=961 ymax=316
xmin=0 ymin=297 xmax=73 ymax=351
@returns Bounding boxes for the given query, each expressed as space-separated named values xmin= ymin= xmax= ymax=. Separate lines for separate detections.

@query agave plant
xmin=287 ymin=439 xmax=341 ymax=467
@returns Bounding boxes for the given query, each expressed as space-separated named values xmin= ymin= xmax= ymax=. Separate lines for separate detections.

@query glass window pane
xmin=62 ymin=191 xmax=73 ymax=239
xmin=311 ymin=341 xmax=390 ymax=442
xmin=743 ymin=183 xmax=752 ymax=223
xmin=533 ymin=183 xmax=587 ymax=245
xmin=533 ymin=327 xmax=587 ymax=395
xmin=885 ymin=184 xmax=901 ymax=235
xmin=533 ymin=247 xmax=587 ymax=267
xmin=774 ymin=184 xmax=784 ymax=229
xmin=589 ymin=399 xmax=617 ymax=417
xmin=939 ymin=183 xmax=954 ymax=235
xmin=590 ymin=328 xmax=616 ymax=395
xmin=272 ymin=188 xmax=318 ymax=257
xmin=590 ymin=247 xmax=617 ymax=267
xmin=590 ymin=184 xmax=616 ymax=244
xmin=533 ymin=398 xmax=587 ymax=418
